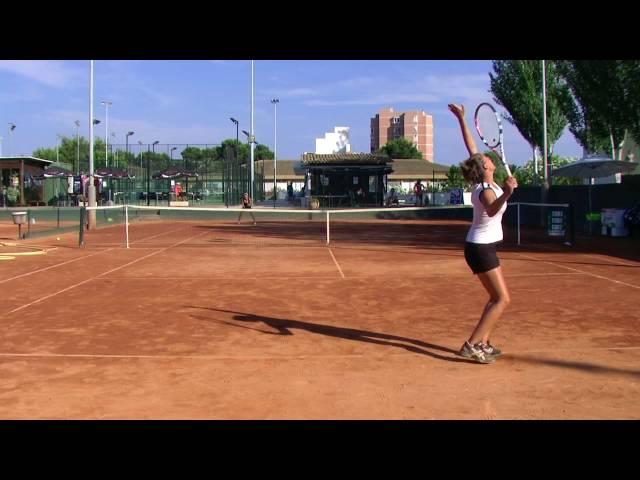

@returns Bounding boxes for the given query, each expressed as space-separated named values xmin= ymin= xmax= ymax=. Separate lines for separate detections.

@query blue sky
xmin=0 ymin=60 xmax=583 ymax=164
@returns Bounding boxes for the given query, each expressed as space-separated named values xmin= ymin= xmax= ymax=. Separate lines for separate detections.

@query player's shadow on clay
xmin=187 ymin=305 xmax=475 ymax=364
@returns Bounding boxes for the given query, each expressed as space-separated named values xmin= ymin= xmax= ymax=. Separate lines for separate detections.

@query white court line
xmin=0 ymin=248 xmax=116 ymax=285
xmin=507 ymin=272 xmax=584 ymax=278
xmin=578 ymin=253 xmax=640 ymax=267
xmin=515 ymin=243 xmax=640 ymax=267
xmin=0 ymin=226 xmax=187 ymax=285
xmin=129 ymin=225 xmax=186 ymax=242
xmin=5 ymin=230 xmax=210 ymax=316
xmin=0 ymin=345 xmax=638 ymax=361
xmin=328 ymin=248 xmax=345 ymax=279
xmin=0 ymin=352 xmax=379 ymax=360
xmin=515 ymin=252 xmax=640 ymax=290
xmin=100 ymin=272 xmax=585 ymax=281
xmin=99 ymin=276 xmax=361 ymax=280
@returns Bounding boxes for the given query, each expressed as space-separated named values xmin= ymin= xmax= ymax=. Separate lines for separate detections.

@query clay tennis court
xmin=1 ymin=208 xmax=639 ymax=419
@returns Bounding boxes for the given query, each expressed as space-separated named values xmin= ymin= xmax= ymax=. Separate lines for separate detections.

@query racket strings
xmin=476 ymin=107 xmax=501 ymax=148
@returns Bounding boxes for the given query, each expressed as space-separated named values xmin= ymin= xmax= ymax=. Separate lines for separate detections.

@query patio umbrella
xmin=109 ymin=168 xmax=135 ymax=179
xmin=152 ymin=166 xmax=198 ymax=179
xmin=94 ymin=167 xmax=113 ymax=178
xmin=552 ymin=154 xmax=638 ymax=231
xmin=95 ymin=167 xmax=136 ymax=203
xmin=35 ymin=166 xmax=74 ymax=203
xmin=152 ymin=167 xmax=199 ymax=204
xmin=39 ymin=166 xmax=74 ymax=178
xmin=94 ymin=167 xmax=135 ymax=179
xmin=551 ymin=154 xmax=637 ymax=179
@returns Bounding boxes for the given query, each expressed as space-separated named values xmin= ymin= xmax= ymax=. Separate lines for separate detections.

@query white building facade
xmin=315 ymin=127 xmax=351 ymax=154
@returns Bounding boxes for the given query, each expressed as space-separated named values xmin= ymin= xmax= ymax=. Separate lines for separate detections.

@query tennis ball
xmin=56 ymin=237 xmax=61 ymax=241
xmin=107 ymin=217 xmax=113 ymax=222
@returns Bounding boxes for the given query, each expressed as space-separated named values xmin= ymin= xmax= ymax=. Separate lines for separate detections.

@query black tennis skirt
xmin=464 ymin=241 xmax=501 ymax=274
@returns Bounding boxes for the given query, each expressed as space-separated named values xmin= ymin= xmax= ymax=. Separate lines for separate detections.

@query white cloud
xmin=0 ymin=87 xmax=44 ymax=102
xmin=279 ymin=73 xmax=489 ymax=108
xmin=263 ymin=76 xmax=381 ymax=100
xmin=94 ymin=61 xmax=181 ymax=108
xmin=40 ymin=109 xmax=226 ymax=145
xmin=335 ymin=77 xmax=378 ymax=88
xmin=263 ymin=87 xmax=320 ymax=97
xmin=416 ymin=74 xmax=491 ymax=104
xmin=305 ymin=93 xmax=441 ymax=107
xmin=0 ymin=60 xmax=82 ymax=88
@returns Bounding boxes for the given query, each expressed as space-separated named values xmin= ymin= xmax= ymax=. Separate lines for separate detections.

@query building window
xmin=392 ymin=117 xmax=400 ymax=124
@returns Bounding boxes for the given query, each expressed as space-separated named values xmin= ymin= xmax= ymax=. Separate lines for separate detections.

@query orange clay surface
xmin=0 ymin=217 xmax=638 ymax=419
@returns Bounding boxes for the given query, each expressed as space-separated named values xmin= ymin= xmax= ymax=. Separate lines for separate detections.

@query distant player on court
xmin=413 ymin=179 xmax=425 ymax=206
xmin=237 ymin=192 xmax=256 ymax=225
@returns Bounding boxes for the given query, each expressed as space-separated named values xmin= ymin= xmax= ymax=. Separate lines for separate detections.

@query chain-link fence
xmin=73 ymin=143 xmax=265 ymax=206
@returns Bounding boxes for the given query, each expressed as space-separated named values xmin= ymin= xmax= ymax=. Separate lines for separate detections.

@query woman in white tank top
xmin=448 ymin=103 xmax=518 ymax=364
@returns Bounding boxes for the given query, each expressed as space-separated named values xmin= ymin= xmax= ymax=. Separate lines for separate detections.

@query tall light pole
xmin=101 ymin=100 xmax=112 ymax=167
xmin=74 ymin=120 xmax=80 ymax=174
xmin=229 ymin=117 xmax=239 ymax=207
xmin=88 ymin=61 xmax=96 ymax=229
xmin=271 ymin=98 xmax=279 ymax=208
xmin=138 ymin=140 xmax=143 ymax=171
xmin=148 ymin=140 xmax=159 ymax=206
xmin=111 ymin=132 xmax=117 ymax=167
xmin=230 ymin=118 xmax=239 ymax=143
xmin=542 ymin=59 xmax=548 ymax=187
xmin=242 ymin=130 xmax=257 ymax=199
xmin=126 ymin=131 xmax=135 ymax=171
xmin=7 ymin=123 xmax=16 ymax=157
xmin=171 ymin=147 xmax=177 ymax=162
xmin=56 ymin=134 xmax=61 ymax=163
xmin=250 ymin=60 xmax=255 ymax=200
xmin=92 ymin=119 xmax=101 ymax=171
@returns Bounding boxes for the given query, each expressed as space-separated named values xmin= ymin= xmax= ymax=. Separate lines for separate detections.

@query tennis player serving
xmin=448 ymin=103 xmax=518 ymax=364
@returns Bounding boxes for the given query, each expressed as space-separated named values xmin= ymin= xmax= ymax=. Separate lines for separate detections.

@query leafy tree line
xmin=32 ymin=136 xmax=274 ymax=173
xmin=490 ymin=59 xmax=640 ymax=166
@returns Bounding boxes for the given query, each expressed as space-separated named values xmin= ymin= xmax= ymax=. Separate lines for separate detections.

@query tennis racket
xmin=474 ymin=102 xmax=512 ymax=177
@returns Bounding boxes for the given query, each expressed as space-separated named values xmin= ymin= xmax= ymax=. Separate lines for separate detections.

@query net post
xmin=79 ymin=206 xmax=86 ymax=247
xmin=568 ymin=202 xmax=575 ymax=246
xmin=125 ymin=205 xmax=130 ymax=249
xmin=326 ymin=210 xmax=330 ymax=245
xmin=517 ymin=203 xmax=521 ymax=246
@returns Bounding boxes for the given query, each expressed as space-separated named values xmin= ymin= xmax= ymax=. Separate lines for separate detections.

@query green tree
xmin=378 ymin=137 xmax=422 ymax=159
xmin=555 ymin=60 xmax=631 ymax=157
xmin=33 ymin=136 xmax=116 ymax=172
xmin=489 ymin=60 xmax=570 ymax=168
xmin=215 ymin=139 xmax=249 ymax=163
xmin=514 ymin=155 xmax=582 ymax=186
xmin=211 ymin=139 xmax=274 ymax=163
xmin=254 ymin=143 xmax=274 ymax=160
xmin=618 ymin=61 xmax=640 ymax=144
xmin=443 ymin=165 xmax=467 ymax=190
xmin=180 ymin=146 xmax=218 ymax=171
